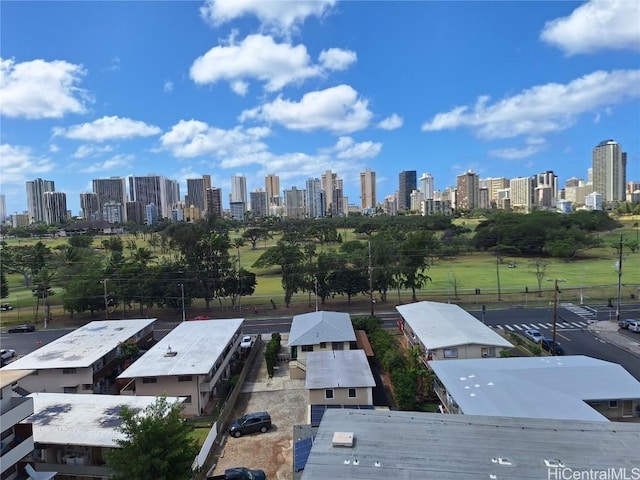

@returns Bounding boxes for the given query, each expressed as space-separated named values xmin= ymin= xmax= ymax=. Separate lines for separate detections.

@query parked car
xmin=0 ymin=349 xmax=16 ymax=361
xmin=228 ymin=411 xmax=272 ymax=438
xmin=628 ymin=321 xmax=640 ymax=333
xmin=539 ymin=337 xmax=564 ymax=355
xmin=240 ymin=335 xmax=253 ymax=349
xmin=0 ymin=303 xmax=13 ymax=311
xmin=208 ymin=467 xmax=267 ymax=480
xmin=7 ymin=324 xmax=35 ymax=333
xmin=618 ymin=319 xmax=636 ymax=329
xmin=524 ymin=329 xmax=544 ymax=343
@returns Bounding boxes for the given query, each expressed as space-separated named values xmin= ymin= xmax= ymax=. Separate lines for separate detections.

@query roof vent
xmin=491 ymin=457 xmax=512 ymax=466
xmin=332 ymin=431 xmax=354 ymax=448
xmin=374 ymin=461 xmax=382 ymax=467
xmin=165 ymin=346 xmax=177 ymax=357
xmin=544 ymin=459 xmax=564 ymax=468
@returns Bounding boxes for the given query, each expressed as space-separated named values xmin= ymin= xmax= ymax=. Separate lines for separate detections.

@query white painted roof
xmin=287 ymin=311 xmax=356 ymax=346
xmin=430 ymin=355 xmax=640 ymax=422
xmin=1 ymin=319 xmax=156 ymax=370
xmin=396 ymin=301 xmax=512 ymax=349
xmin=118 ymin=318 xmax=243 ymax=378
xmin=26 ymin=393 xmax=182 ymax=447
xmin=305 ymin=350 xmax=376 ymax=389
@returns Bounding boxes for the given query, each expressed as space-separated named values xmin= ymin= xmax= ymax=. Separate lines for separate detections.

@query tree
xmin=0 ymin=271 xmax=8 ymax=298
xmin=241 ymin=227 xmax=270 ymax=250
xmin=531 ymin=258 xmax=549 ymax=297
xmin=106 ymin=396 xmax=198 ymax=480
xmin=253 ymin=241 xmax=304 ymax=307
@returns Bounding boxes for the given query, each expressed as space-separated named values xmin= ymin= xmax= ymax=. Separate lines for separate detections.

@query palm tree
xmin=32 ymin=268 xmax=56 ymax=324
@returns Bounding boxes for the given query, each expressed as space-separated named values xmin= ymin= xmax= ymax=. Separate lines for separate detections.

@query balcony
xmin=32 ymin=461 xmax=112 ymax=478
xmin=1 ymin=435 xmax=34 ymax=472
xmin=0 ymin=397 xmax=34 ymax=429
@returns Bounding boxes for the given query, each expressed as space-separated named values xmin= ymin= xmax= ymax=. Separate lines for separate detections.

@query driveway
xmin=211 ymin=334 xmax=307 ymax=480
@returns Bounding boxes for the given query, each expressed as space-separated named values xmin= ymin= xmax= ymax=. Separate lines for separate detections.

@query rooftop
xmin=1 ymin=319 xmax=156 ymax=371
xmin=26 ymin=393 xmax=182 ymax=447
xmin=396 ymin=301 xmax=513 ymax=349
xmin=118 ymin=318 xmax=243 ymax=378
xmin=305 ymin=350 xmax=376 ymax=390
xmin=300 ymin=409 xmax=640 ymax=480
xmin=430 ymin=355 xmax=640 ymax=422
xmin=288 ymin=311 xmax=356 ymax=347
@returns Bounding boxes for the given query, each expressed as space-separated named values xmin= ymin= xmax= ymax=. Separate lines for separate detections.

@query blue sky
xmin=1 ymin=0 xmax=639 ymax=215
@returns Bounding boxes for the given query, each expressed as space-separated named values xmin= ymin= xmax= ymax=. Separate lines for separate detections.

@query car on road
xmin=7 ymin=324 xmax=36 ymax=333
xmin=628 ymin=321 xmax=640 ymax=333
xmin=524 ymin=329 xmax=544 ymax=343
xmin=539 ymin=337 xmax=564 ymax=356
xmin=0 ymin=303 xmax=13 ymax=311
xmin=240 ymin=335 xmax=253 ymax=349
xmin=208 ymin=467 xmax=267 ymax=480
xmin=618 ymin=319 xmax=636 ymax=329
xmin=1 ymin=349 xmax=16 ymax=361
xmin=228 ymin=412 xmax=271 ymax=438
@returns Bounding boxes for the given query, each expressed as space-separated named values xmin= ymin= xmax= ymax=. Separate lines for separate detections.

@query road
xmin=3 ymin=305 xmax=639 ymax=380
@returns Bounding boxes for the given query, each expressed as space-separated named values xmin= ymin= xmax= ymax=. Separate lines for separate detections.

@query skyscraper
xmin=42 ymin=191 xmax=67 ymax=224
xmin=456 ymin=170 xmax=480 ymax=211
xmin=265 ymin=174 xmax=280 ymax=206
xmin=510 ymin=176 xmax=535 ymax=213
xmin=360 ymin=168 xmax=377 ymax=210
xmin=250 ymin=189 xmax=268 ymax=218
xmin=398 ymin=170 xmax=416 ymax=211
xmin=284 ymin=187 xmax=306 ymax=219
xmin=205 ymin=187 xmax=223 ymax=218
xmin=93 ymin=177 xmax=128 ymax=221
xmin=419 ymin=173 xmax=434 ymax=200
xmin=592 ymin=140 xmax=626 ymax=202
xmin=321 ymin=170 xmax=344 ymax=217
xmin=79 ymin=192 xmax=99 ymax=220
xmin=26 ymin=178 xmax=55 ymax=223
xmin=186 ymin=176 xmax=209 ymax=212
xmin=129 ymin=175 xmax=178 ymax=219
xmin=0 ymin=194 xmax=6 ymax=223
xmin=305 ymin=178 xmax=325 ymax=218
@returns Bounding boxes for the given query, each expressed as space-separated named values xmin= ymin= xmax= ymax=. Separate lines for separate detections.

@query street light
xmin=178 ymin=283 xmax=186 ymax=322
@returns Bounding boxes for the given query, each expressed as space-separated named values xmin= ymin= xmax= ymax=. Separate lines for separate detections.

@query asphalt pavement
xmin=588 ymin=320 xmax=640 ymax=357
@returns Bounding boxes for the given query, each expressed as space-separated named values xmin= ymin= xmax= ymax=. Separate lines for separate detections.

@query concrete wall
xmin=308 ymin=387 xmax=372 ymax=406
xmin=134 ymin=375 xmax=201 ymax=416
xmin=292 ymin=341 xmax=352 ymax=365
xmin=587 ymin=399 xmax=640 ymax=422
xmin=17 ymin=367 xmax=94 ymax=394
xmin=428 ymin=343 xmax=509 ymax=361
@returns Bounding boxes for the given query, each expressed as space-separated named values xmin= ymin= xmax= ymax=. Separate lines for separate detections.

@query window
xmin=481 ymin=347 xmax=495 ymax=358
xmin=63 ymin=386 xmax=78 ymax=393
xmin=301 ymin=345 xmax=314 ymax=352
xmin=62 ymin=368 xmax=77 ymax=374
xmin=183 ymin=395 xmax=192 ymax=404
xmin=609 ymin=400 xmax=618 ymax=409
xmin=332 ymin=342 xmax=344 ymax=350
xmin=319 ymin=342 xmax=327 ymax=349
xmin=142 ymin=377 xmax=157 ymax=384
xmin=82 ymin=384 xmax=92 ymax=390
xmin=348 ymin=388 xmax=357 ymax=398
xmin=443 ymin=348 xmax=458 ymax=358
xmin=325 ymin=389 xmax=334 ymax=399
xmin=178 ymin=375 xmax=192 ymax=382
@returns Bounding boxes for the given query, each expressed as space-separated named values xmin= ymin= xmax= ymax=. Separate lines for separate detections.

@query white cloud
xmin=377 ymin=113 xmax=403 ymax=130
xmin=231 ymin=80 xmax=249 ymax=96
xmin=0 ymin=57 xmax=89 ymax=119
xmin=240 ymin=84 xmax=373 ymax=134
xmin=318 ymin=48 xmax=357 ymax=71
xmin=200 ymin=0 xmax=335 ymax=35
xmin=73 ymin=144 xmax=114 ymax=158
xmin=190 ymin=34 xmax=328 ymax=93
xmin=0 ymin=144 xmax=55 ymax=183
xmin=541 ymin=0 xmax=640 ymax=55
xmin=160 ymin=119 xmax=271 ymax=163
xmin=54 ymin=115 xmax=162 ymax=142
xmin=421 ymin=69 xmax=640 ymax=139
xmin=163 ymin=81 xmax=174 ymax=93
xmin=49 ymin=144 xmax=59 ymax=153
xmin=79 ymin=154 xmax=134 ymax=173
xmin=321 ymin=136 xmax=382 ymax=159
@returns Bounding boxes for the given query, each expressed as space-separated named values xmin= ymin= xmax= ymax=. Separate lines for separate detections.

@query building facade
xmin=265 ymin=174 xmax=280 ymax=207
xmin=205 ymin=187 xmax=223 ymax=218
xmin=26 ymin=178 xmax=55 ymax=223
xmin=456 ymin=170 xmax=479 ymax=211
xmin=398 ymin=170 xmax=417 ymax=211
xmin=305 ymin=178 xmax=325 ymax=219
xmin=92 ymin=177 xmax=128 ymax=221
xmin=592 ymin=139 xmax=626 ymax=203
xmin=360 ymin=168 xmax=376 ymax=209
xmin=250 ymin=190 xmax=268 ymax=218
xmin=419 ymin=173 xmax=435 ymax=200
xmin=79 ymin=192 xmax=99 ymax=220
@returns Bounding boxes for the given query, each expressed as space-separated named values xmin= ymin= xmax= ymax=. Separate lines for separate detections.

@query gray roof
xmin=430 ymin=355 xmax=640 ymax=422
xmin=305 ymin=350 xmax=376 ymax=389
xmin=26 ymin=393 xmax=182 ymax=447
xmin=118 ymin=318 xmax=243 ymax=378
xmin=396 ymin=301 xmax=513 ymax=349
xmin=1 ymin=319 xmax=156 ymax=370
xmin=300 ymin=409 xmax=640 ymax=480
xmin=288 ymin=311 xmax=356 ymax=347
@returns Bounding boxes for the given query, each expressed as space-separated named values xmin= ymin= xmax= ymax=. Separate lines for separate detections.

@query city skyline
xmin=1 ymin=1 xmax=639 ymax=215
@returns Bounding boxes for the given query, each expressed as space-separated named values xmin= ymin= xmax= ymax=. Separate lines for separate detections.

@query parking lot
xmin=210 ymin=334 xmax=307 ymax=480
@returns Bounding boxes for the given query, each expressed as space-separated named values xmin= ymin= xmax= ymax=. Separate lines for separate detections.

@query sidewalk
xmin=587 ymin=320 xmax=640 ymax=357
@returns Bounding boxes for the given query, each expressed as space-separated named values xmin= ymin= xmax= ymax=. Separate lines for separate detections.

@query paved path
xmin=587 ymin=320 xmax=640 ymax=357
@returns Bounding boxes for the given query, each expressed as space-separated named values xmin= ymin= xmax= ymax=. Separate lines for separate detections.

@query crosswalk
xmin=560 ymin=302 xmax=598 ymax=322
xmin=492 ymin=320 xmax=590 ymax=332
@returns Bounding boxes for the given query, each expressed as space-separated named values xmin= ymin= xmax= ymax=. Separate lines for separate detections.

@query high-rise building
xmin=398 ymin=171 xmax=417 ymax=211
xmin=410 ymin=189 xmax=424 ymax=212
xmin=79 ymin=192 xmax=99 ymax=220
xmin=592 ymin=140 xmax=626 ymax=202
xmin=265 ymin=174 xmax=280 ymax=207
xmin=0 ymin=194 xmax=6 ymax=223
xmin=419 ymin=173 xmax=435 ymax=200
xmin=92 ymin=177 xmax=128 ymax=221
xmin=103 ymin=202 xmax=124 ymax=224
xmin=306 ymin=178 xmax=325 ymax=218
xmin=360 ymin=168 xmax=377 ymax=209
xmin=534 ymin=171 xmax=558 ymax=208
xmin=250 ymin=189 xmax=268 ymax=218
xmin=129 ymin=175 xmax=178 ymax=219
xmin=42 ymin=191 xmax=67 ymax=224
xmin=284 ymin=187 xmax=306 ymax=219
xmin=145 ymin=203 xmax=158 ymax=226
xmin=26 ymin=178 xmax=55 ymax=223
xmin=456 ymin=170 xmax=480 ymax=211
xmin=510 ymin=176 xmax=535 ymax=213
xmin=485 ymin=177 xmax=510 ymax=202
xmin=321 ymin=170 xmax=344 ymax=217
xmin=186 ymin=176 xmax=209 ymax=212
xmin=126 ymin=201 xmax=145 ymax=224
xmin=205 ymin=187 xmax=223 ymax=218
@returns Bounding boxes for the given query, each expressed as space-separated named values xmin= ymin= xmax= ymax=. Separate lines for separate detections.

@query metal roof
xmin=305 ymin=350 xmax=376 ymax=389
xmin=118 ymin=318 xmax=243 ymax=378
xmin=430 ymin=355 xmax=640 ymax=421
xmin=396 ymin=301 xmax=513 ymax=349
xmin=26 ymin=393 xmax=182 ymax=448
xmin=1 ymin=319 xmax=156 ymax=370
xmin=287 ymin=311 xmax=356 ymax=347
xmin=300 ymin=409 xmax=640 ymax=480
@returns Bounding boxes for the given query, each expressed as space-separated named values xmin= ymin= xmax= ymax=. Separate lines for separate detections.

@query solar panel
xmin=294 ymin=436 xmax=315 ymax=472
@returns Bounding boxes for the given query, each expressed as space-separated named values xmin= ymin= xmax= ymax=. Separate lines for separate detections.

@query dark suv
xmin=539 ymin=337 xmax=564 ymax=355
xmin=228 ymin=412 xmax=271 ymax=438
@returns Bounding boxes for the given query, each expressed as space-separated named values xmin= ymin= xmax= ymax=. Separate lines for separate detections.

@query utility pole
xmin=102 ymin=279 xmax=109 ymax=320
xmin=552 ymin=279 xmax=558 ymax=356
xmin=178 ymin=283 xmax=186 ymax=322
xmin=368 ymin=240 xmax=374 ymax=316
xmin=616 ymin=234 xmax=623 ymax=323
xmin=314 ymin=276 xmax=318 ymax=312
